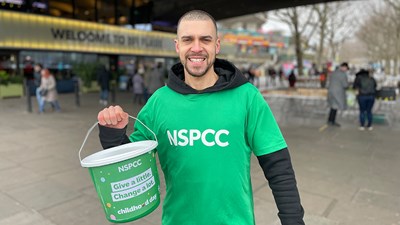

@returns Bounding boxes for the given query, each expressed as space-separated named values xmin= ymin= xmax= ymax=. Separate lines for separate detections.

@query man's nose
xmin=190 ymin=40 xmax=203 ymax=52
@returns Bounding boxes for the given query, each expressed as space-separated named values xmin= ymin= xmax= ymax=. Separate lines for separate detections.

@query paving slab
xmin=0 ymin=211 xmax=56 ymax=225
xmin=7 ymin=180 xmax=80 ymax=211
xmin=0 ymin=167 xmax=44 ymax=191
xmin=0 ymin=192 xmax=27 ymax=219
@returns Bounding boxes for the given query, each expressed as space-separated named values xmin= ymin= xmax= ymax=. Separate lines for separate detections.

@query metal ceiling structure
xmin=151 ymin=0 xmax=349 ymax=26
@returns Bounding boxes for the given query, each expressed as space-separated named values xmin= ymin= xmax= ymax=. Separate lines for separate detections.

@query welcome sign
xmin=0 ymin=10 xmax=177 ymax=56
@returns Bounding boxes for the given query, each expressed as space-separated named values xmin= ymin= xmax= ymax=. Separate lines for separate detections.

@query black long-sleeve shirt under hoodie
xmin=98 ymin=59 xmax=305 ymax=225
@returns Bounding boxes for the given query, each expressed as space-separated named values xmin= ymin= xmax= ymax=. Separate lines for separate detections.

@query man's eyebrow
xmin=180 ymin=35 xmax=214 ymax=40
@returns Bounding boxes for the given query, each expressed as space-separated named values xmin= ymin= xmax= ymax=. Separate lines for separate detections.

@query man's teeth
xmin=190 ymin=58 xmax=204 ymax=62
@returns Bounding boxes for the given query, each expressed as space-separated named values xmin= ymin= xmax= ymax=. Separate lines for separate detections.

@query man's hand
xmin=97 ymin=105 xmax=129 ymax=129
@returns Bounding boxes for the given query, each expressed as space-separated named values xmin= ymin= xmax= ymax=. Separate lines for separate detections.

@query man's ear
xmin=216 ymin=38 xmax=221 ymax=54
xmin=174 ymin=39 xmax=179 ymax=53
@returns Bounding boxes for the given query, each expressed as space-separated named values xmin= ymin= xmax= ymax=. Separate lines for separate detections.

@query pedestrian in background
xmin=288 ymin=69 xmax=297 ymax=88
xmin=353 ymin=68 xmax=377 ymax=131
xmin=97 ymin=10 xmax=304 ymax=225
xmin=38 ymin=69 xmax=61 ymax=113
xmin=145 ymin=62 xmax=165 ymax=99
xmin=132 ymin=69 xmax=145 ymax=105
xmin=33 ymin=63 xmax=43 ymax=109
xmin=327 ymin=62 xmax=349 ymax=126
xmin=97 ymin=64 xmax=111 ymax=106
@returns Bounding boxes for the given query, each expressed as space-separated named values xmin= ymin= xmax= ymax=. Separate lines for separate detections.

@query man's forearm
xmin=98 ymin=125 xmax=131 ymax=149
xmin=257 ymin=148 xmax=305 ymax=225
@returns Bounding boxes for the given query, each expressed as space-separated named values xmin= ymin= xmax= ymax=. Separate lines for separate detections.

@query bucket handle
xmin=78 ymin=115 xmax=158 ymax=163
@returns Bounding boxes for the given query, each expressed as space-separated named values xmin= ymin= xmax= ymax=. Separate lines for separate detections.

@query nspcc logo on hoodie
xmin=167 ymin=129 xmax=229 ymax=147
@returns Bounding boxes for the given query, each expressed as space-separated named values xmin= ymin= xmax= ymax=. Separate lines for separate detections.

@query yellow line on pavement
xmin=319 ymin=124 xmax=328 ymax=132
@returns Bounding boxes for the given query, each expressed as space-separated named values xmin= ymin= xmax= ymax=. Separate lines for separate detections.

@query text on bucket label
xmin=110 ymin=168 xmax=155 ymax=202
xmin=118 ymin=159 xmax=142 ymax=172
xmin=117 ymin=194 xmax=158 ymax=215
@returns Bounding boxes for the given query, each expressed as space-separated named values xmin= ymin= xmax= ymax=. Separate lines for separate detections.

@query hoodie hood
xmin=167 ymin=58 xmax=248 ymax=94
xmin=355 ymin=69 xmax=369 ymax=77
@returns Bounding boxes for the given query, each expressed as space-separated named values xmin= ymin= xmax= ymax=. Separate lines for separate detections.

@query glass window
xmin=75 ymin=0 xmax=95 ymax=22
xmin=19 ymin=51 xmax=98 ymax=79
xmin=49 ymin=0 xmax=73 ymax=18
xmin=0 ymin=52 xmax=18 ymax=76
xmin=117 ymin=0 xmax=132 ymax=26
xmin=97 ymin=0 xmax=115 ymax=25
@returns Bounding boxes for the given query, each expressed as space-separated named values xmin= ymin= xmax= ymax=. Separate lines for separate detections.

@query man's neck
xmin=184 ymin=72 xmax=219 ymax=91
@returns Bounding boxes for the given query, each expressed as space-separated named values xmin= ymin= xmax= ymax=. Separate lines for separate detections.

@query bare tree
xmin=312 ymin=3 xmax=329 ymax=70
xmin=274 ymin=6 xmax=317 ymax=76
xmin=356 ymin=0 xmax=400 ymax=75
xmin=312 ymin=2 xmax=357 ymax=70
xmin=384 ymin=0 xmax=400 ymax=75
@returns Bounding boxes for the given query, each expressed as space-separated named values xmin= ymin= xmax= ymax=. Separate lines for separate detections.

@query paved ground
xmin=0 ymin=90 xmax=399 ymax=225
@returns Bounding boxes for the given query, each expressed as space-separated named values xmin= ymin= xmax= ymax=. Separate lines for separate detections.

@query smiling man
xmin=97 ymin=10 xmax=305 ymax=225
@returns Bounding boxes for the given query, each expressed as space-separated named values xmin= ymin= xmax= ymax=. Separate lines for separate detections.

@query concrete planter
xmin=81 ymin=81 xmax=100 ymax=93
xmin=0 ymin=83 xmax=23 ymax=98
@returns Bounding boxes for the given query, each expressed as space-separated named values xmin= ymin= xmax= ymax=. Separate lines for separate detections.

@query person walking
xmin=97 ymin=10 xmax=304 ymax=225
xmin=327 ymin=62 xmax=349 ymax=126
xmin=353 ymin=68 xmax=377 ymax=131
xmin=145 ymin=62 xmax=165 ymax=99
xmin=38 ymin=69 xmax=61 ymax=113
xmin=33 ymin=63 xmax=43 ymax=109
xmin=96 ymin=64 xmax=111 ymax=106
xmin=132 ymin=69 xmax=145 ymax=105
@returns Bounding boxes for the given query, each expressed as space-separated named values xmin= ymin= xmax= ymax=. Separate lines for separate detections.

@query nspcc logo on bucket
xmin=81 ymin=140 xmax=160 ymax=223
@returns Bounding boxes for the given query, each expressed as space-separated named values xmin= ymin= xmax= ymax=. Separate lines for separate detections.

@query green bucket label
xmin=89 ymin=150 xmax=160 ymax=223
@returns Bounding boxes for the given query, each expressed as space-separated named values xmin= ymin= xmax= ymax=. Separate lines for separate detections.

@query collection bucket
xmin=79 ymin=115 xmax=160 ymax=223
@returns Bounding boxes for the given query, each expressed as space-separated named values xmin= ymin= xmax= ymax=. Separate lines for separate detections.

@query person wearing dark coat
xmin=353 ymin=69 xmax=377 ymax=131
xmin=97 ymin=64 xmax=111 ymax=106
xmin=288 ymin=70 xmax=297 ymax=88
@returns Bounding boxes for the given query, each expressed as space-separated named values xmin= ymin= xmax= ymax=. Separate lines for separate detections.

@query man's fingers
xmin=102 ymin=108 xmax=112 ymax=125
xmin=114 ymin=106 xmax=123 ymax=122
xmin=97 ymin=105 xmax=128 ymax=128
xmin=97 ymin=110 xmax=106 ymax=126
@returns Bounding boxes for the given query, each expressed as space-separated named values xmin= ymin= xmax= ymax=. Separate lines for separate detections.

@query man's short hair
xmin=177 ymin=10 xmax=218 ymax=35
xmin=340 ymin=62 xmax=349 ymax=70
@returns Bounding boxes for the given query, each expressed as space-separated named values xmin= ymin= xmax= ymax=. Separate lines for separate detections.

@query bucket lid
xmin=81 ymin=140 xmax=158 ymax=168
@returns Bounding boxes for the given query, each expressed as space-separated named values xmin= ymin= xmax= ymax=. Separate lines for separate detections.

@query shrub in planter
xmin=72 ymin=62 xmax=99 ymax=88
xmin=0 ymin=71 xmax=23 ymax=98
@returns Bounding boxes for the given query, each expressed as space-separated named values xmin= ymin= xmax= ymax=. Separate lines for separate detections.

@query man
xmin=96 ymin=64 xmax=111 ymax=106
xmin=97 ymin=10 xmax=304 ymax=225
xmin=33 ymin=63 xmax=43 ymax=109
xmin=327 ymin=62 xmax=349 ymax=126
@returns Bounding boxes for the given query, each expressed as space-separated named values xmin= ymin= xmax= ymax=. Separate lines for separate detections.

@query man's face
xmin=175 ymin=19 xmax=220 ymax=78
xmin=34 ymin=65 xmax=41 ymax=72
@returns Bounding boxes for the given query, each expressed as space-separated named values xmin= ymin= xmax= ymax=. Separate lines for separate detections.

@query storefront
xmin=0 ymin=9 xmax=239 ymax=97
xmin=0 ymin=10 xmax=178 ymax=79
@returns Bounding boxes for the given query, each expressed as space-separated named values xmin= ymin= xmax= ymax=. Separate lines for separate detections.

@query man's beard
xmin=182 ymin=55 xmax=215 ymax=78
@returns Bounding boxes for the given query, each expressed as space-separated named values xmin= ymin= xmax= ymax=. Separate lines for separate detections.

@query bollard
xmin=74 ymin=79 xmax=80 ymax=107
